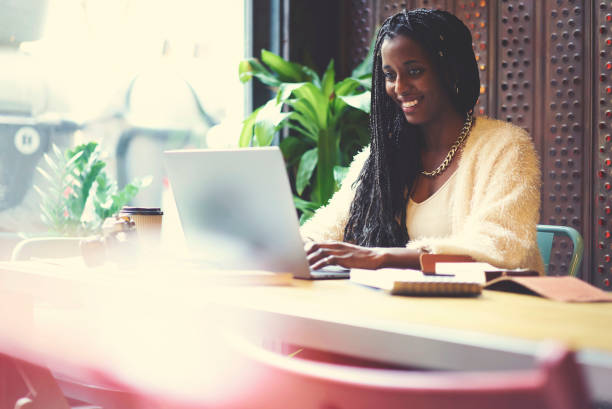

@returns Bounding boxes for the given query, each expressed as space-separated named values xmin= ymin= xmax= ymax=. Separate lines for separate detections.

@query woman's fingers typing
xmin=304 ymin=241 xmax=385 ymax=270
xmin=305 ymin=242 xmax=346 ymax=269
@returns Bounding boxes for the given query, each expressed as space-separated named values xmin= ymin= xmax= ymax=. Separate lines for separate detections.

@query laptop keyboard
xmin=309 ymin=264 xmax=350 ymax=279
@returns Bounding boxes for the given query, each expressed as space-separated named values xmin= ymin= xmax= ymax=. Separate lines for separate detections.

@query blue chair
xmin=536 ymin=225 xmax=584 ymax=277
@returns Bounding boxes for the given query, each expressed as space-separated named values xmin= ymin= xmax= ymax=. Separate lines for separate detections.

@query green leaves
xmin=292 ymin=83 xmax=329 ymax=130
xmin=239 ymin=47 xmax=371 ymax=223
xmin=296 ymin=148 xmax=318 ymax=195
xmin=35 ymin=142 xmax=150 ymax=236
xmin=339 ymin=91 xmax=371 ymax=114
xmin=316 ymin=128 xmax=338 ymax=205
xmin=94 ymin=175 xmax=151 ymax=222
xmin=239 ymin=59 xmax=281 ymax=87
xmin=321 ymin=60 xmax=335 ymax=98
xmin=293 ymin=196 xmax=319 ymax=224
xmin=239 ymin=107 xmax=262 ymax=147
xmin=240 ymin=99 xmax=291 ymax=147
xmin=261 ymin=50 xmax=307 ymax=82
xmin=333 ymin=166 xmax=349 ymax=189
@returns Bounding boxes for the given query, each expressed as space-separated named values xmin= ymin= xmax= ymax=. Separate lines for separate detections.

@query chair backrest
xmin=9 ymin=236 xmax=138 ymax=409
xmin=216 ymin=336 xmax=590 ymax=409
xmin=11 ymin=237 xmax=82 ymax=261
xmin=536 ymin=225 xmax=584 ymax=277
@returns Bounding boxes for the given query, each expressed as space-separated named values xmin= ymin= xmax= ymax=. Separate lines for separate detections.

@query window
xmin=0 ymin=0 xmax=246 ymax=233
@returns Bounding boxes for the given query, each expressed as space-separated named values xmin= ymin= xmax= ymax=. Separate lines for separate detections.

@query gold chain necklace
xmin=421 ymin=113 xmax=474 ymax=177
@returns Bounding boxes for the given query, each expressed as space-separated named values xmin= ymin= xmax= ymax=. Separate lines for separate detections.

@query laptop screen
xmin=163 ymin=147 xmax=311 ymax=275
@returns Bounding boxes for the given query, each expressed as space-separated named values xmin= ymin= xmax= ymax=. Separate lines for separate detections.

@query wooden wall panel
xmin=541 ymin=1 xmax=587 ymax=275
xmin=594 ymin=1 xmax=612 ymax=289
xmin=379 ymin=1 xmax=413 ymax=23
xmin=344 ymin=0 xmax=611 ymax=288
xmin=456 ymin=1 xmax=493 ymax=117
xmin=349 ymin=0 xmax=376 ymax=70
xmin=415 ymin=0 xmax=450 ymax=10
xmin=496 ymin=1 xmax=535 ymax=134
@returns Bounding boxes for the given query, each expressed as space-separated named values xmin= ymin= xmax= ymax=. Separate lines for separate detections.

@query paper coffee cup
xmin=119 ymin=207 xmax=163 ymax=245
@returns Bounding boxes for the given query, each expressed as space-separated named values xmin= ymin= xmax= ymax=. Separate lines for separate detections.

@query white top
xmin=406 ymin=172 xmax=457 ymax=240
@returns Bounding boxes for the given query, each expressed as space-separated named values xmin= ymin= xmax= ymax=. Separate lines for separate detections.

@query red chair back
xmin=218 ymin=337 xmax=590 ymax=409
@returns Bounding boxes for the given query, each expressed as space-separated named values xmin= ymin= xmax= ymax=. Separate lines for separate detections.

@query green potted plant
xmin=238 ymin=48 xmax=372 ymax=223
xmin=34 ymin=141 xmax=151 ymax=236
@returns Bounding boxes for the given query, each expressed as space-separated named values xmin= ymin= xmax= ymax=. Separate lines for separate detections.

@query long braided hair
xmin=343 ymin=8 xmax=480 ymax=247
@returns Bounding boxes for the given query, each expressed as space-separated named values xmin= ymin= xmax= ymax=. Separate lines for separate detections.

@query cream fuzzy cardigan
xmin=300 ymin=116 xmax=545 ymax=274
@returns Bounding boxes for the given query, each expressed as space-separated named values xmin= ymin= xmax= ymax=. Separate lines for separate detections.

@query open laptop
xmin=163 ymin=147 xmax=349 ymax=279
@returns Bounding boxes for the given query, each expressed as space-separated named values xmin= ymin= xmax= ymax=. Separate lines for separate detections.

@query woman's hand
xmin=305 ymin=241 xmax=387 ymax=270
xmin=305 ymin=241 xmax=424 ymax=270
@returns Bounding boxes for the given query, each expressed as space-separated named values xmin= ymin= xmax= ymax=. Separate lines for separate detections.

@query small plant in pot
xmin=35 ymin=141 xmax=151 ymax=236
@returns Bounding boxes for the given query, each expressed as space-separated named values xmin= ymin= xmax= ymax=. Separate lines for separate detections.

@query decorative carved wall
xmin=458 ymin=0 xmax=491 ymax=117
xmin=346 ymin=0 xmax=611 ymax=289
xmin=594 ymin=1 xmax=612 ymax=289
xmin=349 ymin=0 xmax=376 ymax=69
xmin=542 ymin=1 xmax=587 ymax=277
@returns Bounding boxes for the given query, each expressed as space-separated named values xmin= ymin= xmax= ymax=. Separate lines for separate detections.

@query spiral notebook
xmin=350 ymin=268 xmax=482 ymax=297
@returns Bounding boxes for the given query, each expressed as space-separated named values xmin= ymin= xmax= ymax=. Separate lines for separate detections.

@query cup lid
xmin=120 ymin=206 xmax=163 ymax=215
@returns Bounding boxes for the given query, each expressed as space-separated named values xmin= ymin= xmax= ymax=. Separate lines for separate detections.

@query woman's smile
xmin=381 ymin=34 xmax=456 ymax=126
xmin=399 ymin=96 xmax=423 ymax=113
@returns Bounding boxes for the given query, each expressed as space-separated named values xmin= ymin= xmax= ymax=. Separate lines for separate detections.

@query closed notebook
xmin=484 ymin=276 xmax=612 ymax=302
xmin=433 ymin=262 xmax=539 ymax=283
xmin=350 ymin=268 xmax=482 ymax=297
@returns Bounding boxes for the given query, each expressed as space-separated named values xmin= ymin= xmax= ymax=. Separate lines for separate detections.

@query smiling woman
xmin=381 ymin=34 xmax=458 ymax=129
xmin=301 ymin=8 xmax=544 ymax=274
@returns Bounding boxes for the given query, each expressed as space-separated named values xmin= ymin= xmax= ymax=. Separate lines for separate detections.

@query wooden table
xmin=0 ymin=259 xmax=611 ymax=404
xmin=220 ymin=278 xmax=612 ymax=401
